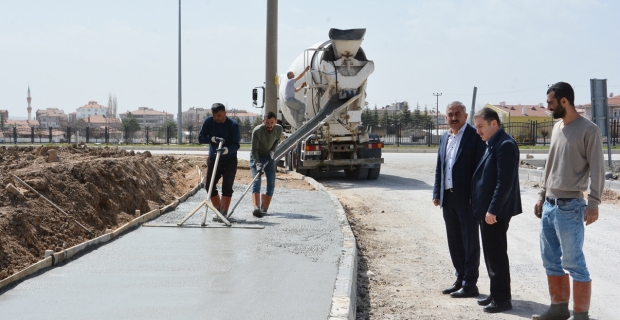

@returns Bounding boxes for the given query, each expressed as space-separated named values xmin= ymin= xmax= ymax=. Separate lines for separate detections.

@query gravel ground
xmin=320 ymin=157 xmax=620 ymax=320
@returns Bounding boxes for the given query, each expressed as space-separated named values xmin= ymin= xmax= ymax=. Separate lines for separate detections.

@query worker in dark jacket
xmin=471 ymin=107 xmax=522 ymax=314
xmin=198 ymin=103 xmax=241 ymax=218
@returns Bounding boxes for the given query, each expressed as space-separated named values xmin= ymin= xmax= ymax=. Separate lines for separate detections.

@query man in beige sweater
xmin=532 ymin=82 xmax=605 ymax=320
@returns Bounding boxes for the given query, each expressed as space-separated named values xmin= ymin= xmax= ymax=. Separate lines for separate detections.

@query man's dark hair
xmin=547 ymin=82 xmax=575 ymax=107
xmin=474 ymin=107 xmax=501 ymax=126
xmin=264 ymin=111 xmax=277 ymax=120
xmin=211 ymin=103 xmax=226 ymax=114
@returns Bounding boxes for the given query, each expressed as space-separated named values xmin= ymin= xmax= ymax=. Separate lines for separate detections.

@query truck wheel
xmin=352 ymin=166 xmax=368 ymax=180
xmin=367 ymin=165 xmax=381 ymax=180
xmin=344 ymin=169 xmax=356 ymax=178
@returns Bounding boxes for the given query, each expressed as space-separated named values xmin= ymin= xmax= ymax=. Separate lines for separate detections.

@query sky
xmin=1 ymin=0 xmax=619 ymax=119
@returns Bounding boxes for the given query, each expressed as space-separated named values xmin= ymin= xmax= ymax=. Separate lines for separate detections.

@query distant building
xmin=228 ymin=109 xmax=261 ymax=123
xmin=182 ymin=107 xmax=212 ymax=128
xmin=119 ymin=107 xmax=174 ymax=128
xmin=182 ymin=107 xmax=260 ymax=128
xmin=427 ymin=109 xmax=447 ymax=125
xmin=0 ymin=110 xmax=8 ymax=121
xmin=36 ymin=108 xmax=68 ymax=128
xmin=68 ymin=112 xmax=77 ymax=122
xmin=4 ymin=119 xmax=41 ymax=141
xmin=583 ymin=94 xmax=620 ymax=120
xmin=485 ymin=102 xmax=552 ymax=125
xmin=380 ymin=101 xmax=409 ymax=114
xmin=85 ymin=115 xmax=121 ymax=128
xmin=77 ymin=101 xmax=110 ymax=119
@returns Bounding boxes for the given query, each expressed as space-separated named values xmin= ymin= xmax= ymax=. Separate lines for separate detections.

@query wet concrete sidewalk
xmin=0 ymin=184 xmax=343 ymax=319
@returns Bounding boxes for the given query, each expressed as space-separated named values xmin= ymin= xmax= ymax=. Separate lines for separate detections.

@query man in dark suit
xmin=471 ymin=107 xmax=522 ymax=313
xmin=433 ymin=101 xmax=486 ymax=298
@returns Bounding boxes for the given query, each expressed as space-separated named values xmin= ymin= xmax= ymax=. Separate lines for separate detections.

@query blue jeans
xmin=250 ymin=156 xmax=276 ymax=196
xmin=540 ymin=198 xmax=590 ymax=282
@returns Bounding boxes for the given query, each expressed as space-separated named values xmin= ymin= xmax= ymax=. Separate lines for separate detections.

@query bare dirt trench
xmin=322 ymin=161 xmax=620 ymax=320
xmin=0 ymin=145 xmax=311 ymax=281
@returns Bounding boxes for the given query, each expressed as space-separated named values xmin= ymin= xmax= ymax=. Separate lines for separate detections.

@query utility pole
xmin=433 ymin=92 xmax=442 ymax=139
xmin=264 ymin=0 xmax=278 ymax=116
xmin=177 ymin=0 xmax=183 ymax=144
xmin=468 ymin=86 xmax=477 ymax=126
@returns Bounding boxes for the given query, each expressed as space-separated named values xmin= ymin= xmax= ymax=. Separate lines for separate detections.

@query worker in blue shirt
xmin=198 ymin=103 xmax=241 ymax=219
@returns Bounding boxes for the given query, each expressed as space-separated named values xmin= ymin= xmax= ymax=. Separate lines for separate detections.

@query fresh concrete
xmin=0 ymin=184 xmax=343 ymax=319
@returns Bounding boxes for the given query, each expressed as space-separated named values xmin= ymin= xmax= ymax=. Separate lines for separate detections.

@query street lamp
xmin=433 ymin=92 xmax=442 ymax=140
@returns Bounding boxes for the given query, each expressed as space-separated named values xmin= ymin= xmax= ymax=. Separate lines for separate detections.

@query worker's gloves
xmin=269 ymin=151 xmax=275 ymax=160
xmin=216 ymin=147 xmax=228 ymax=155
xmin=211 ymin=136 xmax=223 ymax=143
xmin=255 ymin=163 xmax=264 ymax=172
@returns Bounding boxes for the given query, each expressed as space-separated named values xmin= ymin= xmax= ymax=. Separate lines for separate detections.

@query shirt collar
xmin=450 ymin=123 xmax=467 ymax=137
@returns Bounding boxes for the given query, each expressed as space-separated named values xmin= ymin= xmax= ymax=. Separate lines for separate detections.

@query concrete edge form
xmin=286 ymin=171 xmax=357 ymax=320
xmin=0 ymin=182 xmax=203 ymax=292
xmin=0 ymin=257 xmax=53 ymax=290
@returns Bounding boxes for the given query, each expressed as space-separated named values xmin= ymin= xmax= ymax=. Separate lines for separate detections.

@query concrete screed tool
xmin=226 ymin=159 xmax=270 ymax=219
xmin=177 ymin=138 xmax=231 ymax=227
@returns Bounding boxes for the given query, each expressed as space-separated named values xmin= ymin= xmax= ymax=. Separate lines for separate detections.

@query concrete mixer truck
xmin=254 ymin=28 xmax=384 ymax=179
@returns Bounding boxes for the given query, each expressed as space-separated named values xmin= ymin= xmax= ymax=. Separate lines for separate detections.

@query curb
xmin=286 ymin=171 xmax=357 ymax=320
xmin=0 ymin=182 xmax=204 ymax=292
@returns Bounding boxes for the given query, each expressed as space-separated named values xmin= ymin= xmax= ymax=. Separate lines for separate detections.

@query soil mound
xmin=0 ymin=145 xmax=200 ymax=278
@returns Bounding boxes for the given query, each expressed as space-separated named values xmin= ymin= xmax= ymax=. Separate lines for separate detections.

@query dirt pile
xmin=0 ymin=145 xmax=201 ymax=279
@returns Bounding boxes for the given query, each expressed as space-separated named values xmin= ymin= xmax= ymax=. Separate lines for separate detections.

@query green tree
xmin=362 ymin=104 xmax=373 ymax=125
xmin=412 ymin=103 xmax=423 ymax=124
xmin=422 ymin=107 xmax=434 ymax=128
xmin=252 ymin=116 xmax=262 ymax=129
xmin=241 ymin=117 xmax=252 ymax=133
xmin=157 ymin=120 xmax=178 ymax=139
xmin=372 ymin=105 xmax=379 ymax=127
xmin=399 ymin=102 xmax=412 ymax=126
xmin=379 ymin=108 xmax=389 ymax=128
xmin=0 ymin=113 xmax=5 ymax=131
xmin=120 ymin=112 xmax=140 ymax=133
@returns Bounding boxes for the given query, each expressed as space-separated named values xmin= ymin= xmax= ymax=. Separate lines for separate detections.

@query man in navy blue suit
xmin=433 ymin=101 xmax=486 ymax=298
xmin=471 ymin=107 xmax=522 ymax=313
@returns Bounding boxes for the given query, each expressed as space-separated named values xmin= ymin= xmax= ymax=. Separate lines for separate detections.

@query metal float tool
xmin=177 ymin=138 xmax=231 ymax=226
xmin=226 ymin=159 xmax=270 ymax=219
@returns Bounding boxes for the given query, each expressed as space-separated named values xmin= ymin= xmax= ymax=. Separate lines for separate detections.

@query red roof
xmin=492 ymin=104 xmax=551 ymax=117
xmin=583 ymin=95 xmax=620 ymax=107
xmin=78 ymin=101 xmax=108 ymax=110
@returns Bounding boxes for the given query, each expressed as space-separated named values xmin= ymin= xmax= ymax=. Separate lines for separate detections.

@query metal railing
xmin=2 ymin=120 xmax=619 ymax=147
xmin=0 ymin=125 xmax=253 ymax=145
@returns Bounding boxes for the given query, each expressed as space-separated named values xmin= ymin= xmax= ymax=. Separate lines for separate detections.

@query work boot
xmin=210 ymin=195 xmax=223 ymax=221
xmin=260 ymin=194 xmax=272 ymax=215
xmin=532 ymin=274 xmax=570 ymax=320
xmin=210 ymin=195 xmax=221 ymax=209
xmin=252 ymin=192 xmax=263 ymax=218
xmin=220 ymin=196 xmax=232 ymax=217
xmin=568 ymin=281 xmax=591 ymax=320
